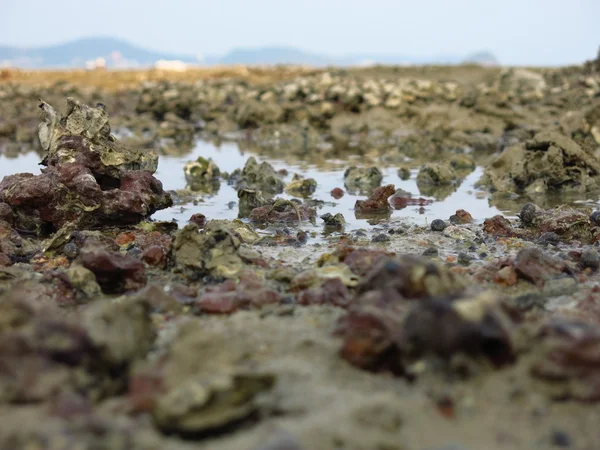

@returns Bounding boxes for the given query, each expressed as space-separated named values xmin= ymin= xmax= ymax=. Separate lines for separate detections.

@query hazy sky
xmin=1 ymin=0 xmax=599 ymax=65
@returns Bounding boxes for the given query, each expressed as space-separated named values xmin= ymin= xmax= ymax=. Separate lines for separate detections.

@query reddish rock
xmin=128 ymin=369 xmax=166 ymax=413
xmin=354 ymin=184 xmax=395 ymax=213
xmin=337 ymin=308 xmax=404 ymax=374
xmin=142 ymin=245 xmax=167 ymax=268
xmin=115 ymin=232 xmax=136 ymax=246
xmin=483 ymin=215 xmax=518 ymax=238
xmin=454 ymin=209 xmax=473 ymax=224
xmin=0 ymin=99 xmax=172 ymax=235
xmin=514 ymin=248 xmax=572 ymax=287
xmin=81 ymin=247 xmax=147 ymax=293
xmin=298 ymin=278 xmax=351 ymax=308
xmin=341 ymin=248 xmax=391 ymax=277
xmin=195 ymin=279 xmax=281 ymax=314
xmin=330 ymin=187 xmax=345 ymax=199
xmin=189 ymin=213 xmax=206 ymax=228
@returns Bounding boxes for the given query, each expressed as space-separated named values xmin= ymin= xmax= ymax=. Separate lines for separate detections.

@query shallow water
xmin=152 ymin=140 xmax=504 ymax=231
xmin=7 ymin=141 xmax=597 ymax=234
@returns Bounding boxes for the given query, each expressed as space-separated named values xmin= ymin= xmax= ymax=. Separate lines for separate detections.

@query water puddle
xmin=152 ymin=141 xmax=503 ymax=230
xmin=6 ymin=141 xmax=599 ymax=235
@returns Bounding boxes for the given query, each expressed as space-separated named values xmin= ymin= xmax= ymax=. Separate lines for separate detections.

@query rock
xmin=173 ymin=224 xmax=254 ymax=280
xmin=358 ymin=255 xmax=467 ymax=298
xmin=84 ymin=296 xmax=155 ymax=366
xmin=233 ymin=157 xmax=284 ymax=196
xmin=495 ymin=68 xmax=547 ymax=101
xmin=297 ymin=278 xmax=351 ymax=307
xmin=450 ymin=154 xmax=475 ymax=171
xmin=431 ymin=219 xmax=447 ymax=232
xmin=518 ymin=204 xmax=592 ymax=243
xmin=542 ymin=277 xmax=577 ymax=298
xmin=494 ymin=266 xmax=518 ymax=286
xmin=184 ymin=157 xmax=220 ymax=192
xmin=292 ymin=264 xmax=360 ymax=290
xmin=189 ymin=213 xmax=206 ymax=228
xmin=152 ymin=373 xmax=275 ymax=435
xmin=195 ymin=278 xmax=281 ymax=314
xmin=422 ymin=247 xmax=439 ymax=257
xmin=249 ymin=199 xmax=316 ymax=223
xmin=537 ymin=232 xmax=561 ymax=246
xmin=205 ymin=219 xmax=260 ymax=244
xmin=443 ymin=226 xmax=476 ymax=241
xmin=580 ymin=248 xmax=600 ymax=270
xmin=81 ymin=247 xmax=147 ymax=294
xmin=519 ymin=203 xmax=544 ymax=226
xmin=0 ymin=99 xmax=172 ymax=234
xmin=397 ymin=167 xmax=411 ymax=180
xmin=591 ymin=210 xmax=600 ymax=227
xmin=343 ymin=166 xmax=383 ymax=194
xmin=321 ymin=213 xmax=345 ymax=227
xmin=402 ymin=291 xmax=517 ymax=367
xmin=483 ymin=215 xmax=518 ymax=237
xmin=450 ymin=210 xmax=473 ymax=224
xmin=354 ymin=184 xmax=394 ymax=213
xmin=417 ymin=163 xmax=456 ymax=187
xmin=238 ymin=188 xmax=268 ymax=218
xmin=480 ymin=131 xmax=600 ymax=195
xmin=285 ymin=174 xmax=317 ymax=197
xmin=64 ymin=265 xmax=102 ymax=302
xmin=457 ymin=252 xmax=473 ymax=266
xmin=372 ymin=233 xmax=390 ymax=243
xmin=330 ymin=187 xmax=345 ymax=199
xmin=513 ymin=248 xmax=572 ymax=287
xmin=531 ymin=319 xmax=600 ymax=402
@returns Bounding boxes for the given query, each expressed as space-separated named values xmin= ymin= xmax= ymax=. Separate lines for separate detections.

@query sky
xmin=1 ymin=0 xmax=599 ymax=66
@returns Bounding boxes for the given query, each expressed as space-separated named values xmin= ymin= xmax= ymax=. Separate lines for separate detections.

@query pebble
xmin=591 ymin=210 xmax=600 ymax=227
xmin=63 ymin=242 xmax=79 ymax=259
xmin=422 ymin=247 xmax=439 ymax=257
xmin=372 ymin=233 xmax=390 ymax=243
xmin=457 ymin=252 xmax=473 ymax=266
xmin=580 ymin=248 xmax=600 ymax=270
xmin=537 ymin=232 xmax=560 ymax=246
xmin=431 ymin=219 xmax=447 ymax=232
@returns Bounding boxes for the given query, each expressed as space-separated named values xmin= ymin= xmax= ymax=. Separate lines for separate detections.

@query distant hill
xmin=0 ymin=37 xmax=499 ymax=68
xmin=462 ymin=51 xmax=500 ymax=66
xmin=215 ymin=46 xmax=332 ymax=66
xmin=0 ymin=37 xmax=199 ymax=68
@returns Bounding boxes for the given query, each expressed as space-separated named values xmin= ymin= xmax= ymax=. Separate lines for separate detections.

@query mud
xmin=0 ymin=52 xmax=600 ymax=449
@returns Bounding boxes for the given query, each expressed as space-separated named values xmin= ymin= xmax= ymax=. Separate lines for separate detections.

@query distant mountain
xmin=0 ymin=37 xmax=499 ymax=68
xmin=216 ymin=46 xmax=332 ymax=66
xmin=462 ymin=51 xmax=500 ymax=66
xmin=0 ymin=37 xmax=199 ymax=68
